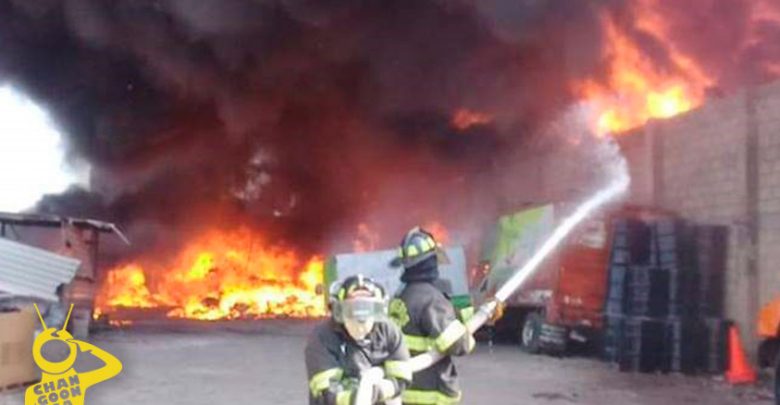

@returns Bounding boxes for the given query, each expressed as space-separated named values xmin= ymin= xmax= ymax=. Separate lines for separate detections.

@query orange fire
xmin=96 ymin=264 xmax=156 ymax=309
xmin=452 ymin=108 xmax=492 ymax=131
xmin=423 ymin=221 xmax=450 ymax=245
xmin=578 ymin=1 xmax=713 ymax=136
xmin=95 ymin=227 xmax=326 ymax=321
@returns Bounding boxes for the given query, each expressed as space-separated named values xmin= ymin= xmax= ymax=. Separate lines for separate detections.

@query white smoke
xmin=495 ymin=103 xmax=631 ymax=301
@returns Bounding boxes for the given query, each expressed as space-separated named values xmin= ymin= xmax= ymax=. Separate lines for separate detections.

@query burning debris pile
xmin=94 ymin=228 xmax=325 ymax=321
xmin=1 ymin=0 xmax=779 ymax=320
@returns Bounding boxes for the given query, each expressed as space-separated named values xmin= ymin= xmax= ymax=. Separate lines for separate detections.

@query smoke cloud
xmin=0 ymin=0 xmax=778 ymax=257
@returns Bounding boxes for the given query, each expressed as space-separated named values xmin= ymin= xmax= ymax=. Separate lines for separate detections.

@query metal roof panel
xmin=0 ymin=237 xmax=81 ymax=301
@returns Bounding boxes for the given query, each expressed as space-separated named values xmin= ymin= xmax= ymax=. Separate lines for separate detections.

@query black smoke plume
xmin=0 ymin=0 xmax=778 ymax=257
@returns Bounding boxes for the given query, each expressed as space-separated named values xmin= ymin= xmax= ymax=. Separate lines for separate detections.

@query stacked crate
xmin=603 ymin=217 xmax=731 ymax=374
xmin=696 ymin=226 xmax=728 ymax=317
xmin=619 ymin=317 xmax=666 ymax=372
xmin=603 ymin=219 xmax=645 ymax=363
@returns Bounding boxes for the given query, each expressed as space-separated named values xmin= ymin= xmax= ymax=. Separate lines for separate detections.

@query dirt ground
xmin=1 ymin=324 xmax=775 ymax=405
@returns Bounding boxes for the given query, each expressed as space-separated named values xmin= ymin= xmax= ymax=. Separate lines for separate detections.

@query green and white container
xmin=324 ymin=247 xmax=472 ymax=310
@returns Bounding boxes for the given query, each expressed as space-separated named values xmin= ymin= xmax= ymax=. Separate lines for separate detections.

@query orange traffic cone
xmin=725 ymin=325 xmax=757 ymax=384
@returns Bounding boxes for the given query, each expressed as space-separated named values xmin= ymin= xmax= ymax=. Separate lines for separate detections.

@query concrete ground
xmin=1 ymin=325 xmax=775 ymax=405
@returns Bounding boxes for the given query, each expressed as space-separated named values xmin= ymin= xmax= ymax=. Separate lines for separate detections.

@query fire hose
xmin=355 ymin=176 xmax=629 ymax=404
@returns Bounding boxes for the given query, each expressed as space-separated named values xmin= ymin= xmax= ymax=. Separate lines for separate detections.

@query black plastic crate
xmin=667 ymin=270 xmax=700 ymax=317
xmin=628 ymin=266 xmax=669 ymax=288
xmin=626 ymin=267 xmax=670 ymax=317
xmin=613 ymin=218 xmax=649 ymax=235
xmin=668 ymin=303 xmax=699 ymax=318
xmin=611 ymin=248 xmax=632 ymax=265
xmin=612 ymin=232 xmax=631 ymax=248
xmin=658 ymin=250 xmax=697 ymax=269
xmin=653 ymin=220 xmax=697 ymax=268
xmin=703 ymin=318 xmax=731 ymax=374
xmin=619 ymin=317 xmax=666 ymax=372
xmin=603 ymin=316 xmax=624 ymax=363
xmin=697 ymin=274 xmax=725 ymax=317
xmin=695 ymin=226 xmax=727 ymax=318
xmin=607 ymin=279 xmax=627 ymax=301
xmin=654 ymin=219 xmax=692 ymax=237
xmin=605 ymin=297 xmax=626 ymax=317
xmin=611 ymin=220 xmax=654 ymax=265
xmin=627 ymin=299 xmax=668 ymax=317
xmin=657 ymin=233 xmax=696 ymax=253
xmin=607 ymin=265 xmax=629 ymax=299
xmin=662 ymin=318 xmax=706 ymax=374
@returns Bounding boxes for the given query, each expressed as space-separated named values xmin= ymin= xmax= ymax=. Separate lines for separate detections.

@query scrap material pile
xmin=602 ymin=219 xmax=730 ymax=374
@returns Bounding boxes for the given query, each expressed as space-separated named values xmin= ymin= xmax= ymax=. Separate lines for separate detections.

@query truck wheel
xmin=760 ymin=339 xmax=780 ymax=368
xmin=520 ymin=312 xmax=543 ymax=353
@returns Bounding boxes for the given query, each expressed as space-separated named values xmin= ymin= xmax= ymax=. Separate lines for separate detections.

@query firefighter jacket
xmin=389 ymin=281 xmax=476 ymax=405
xmin=305 ymin=319 xmax=412 ymax=405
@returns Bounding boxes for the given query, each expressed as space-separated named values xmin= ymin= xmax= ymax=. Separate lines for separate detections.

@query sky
xmin=0 ymin=85 xmax=87 ymax=213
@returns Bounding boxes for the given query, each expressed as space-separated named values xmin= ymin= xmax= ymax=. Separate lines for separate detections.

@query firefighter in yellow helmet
xmin=388 ymin=227 xmax=475 ymax=405
xmin=305 ymin=274 xmax=412 ymax=405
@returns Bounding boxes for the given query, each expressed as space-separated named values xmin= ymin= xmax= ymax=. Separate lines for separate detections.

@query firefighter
xmin=305 ymin=274 xmax=412 ymax=405
xmin=388 ymin=227 xmax=476 ymax=405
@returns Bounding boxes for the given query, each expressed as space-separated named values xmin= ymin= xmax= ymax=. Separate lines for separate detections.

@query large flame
xmin=95 ymin=228 xmax=326 ymax=321
xmin=578 ymin=1 xmax=714 ymax=136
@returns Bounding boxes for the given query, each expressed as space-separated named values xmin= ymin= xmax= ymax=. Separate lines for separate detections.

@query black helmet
xmin=329 ymin=274 xmax=387 ymax=324
xmin=390 ymin=226 xmax=449 ymax=269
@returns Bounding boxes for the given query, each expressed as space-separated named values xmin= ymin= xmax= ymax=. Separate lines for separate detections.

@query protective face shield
xmin=340 ymin=296 xmax=386 ymax=340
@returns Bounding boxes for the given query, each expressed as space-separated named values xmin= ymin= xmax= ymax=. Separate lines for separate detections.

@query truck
xmin=471 ymin=204 xmax=657 ymax=353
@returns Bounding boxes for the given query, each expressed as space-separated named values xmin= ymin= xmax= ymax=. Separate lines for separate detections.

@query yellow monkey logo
xmin=25 ymin=304 xmax=122 ymax=405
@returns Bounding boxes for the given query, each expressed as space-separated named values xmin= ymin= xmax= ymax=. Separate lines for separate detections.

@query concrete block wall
xmin=525 ymin=81 xmax=780 ymax=352
xmin=651 ymin=91 xmax=755 ymax=344
xmin=756 ymin=81 xmax=780 ymax=331
xmin=655 ymin=91 xmax=749 ymax=224
xmin=616 ymin=128 xmax=655 ymax=206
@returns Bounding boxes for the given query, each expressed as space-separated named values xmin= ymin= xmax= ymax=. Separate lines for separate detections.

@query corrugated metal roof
xmin=0 ymin=212 xmax=131 ymax=245
xmin=0 ymin=237 xmax=81 ymax=301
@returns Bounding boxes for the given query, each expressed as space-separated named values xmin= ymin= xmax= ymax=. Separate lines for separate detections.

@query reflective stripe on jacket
xmin=389 ymin=282 xmax=475 ymax=404
xmin=305 ymin=319 xmax=412 ymax=405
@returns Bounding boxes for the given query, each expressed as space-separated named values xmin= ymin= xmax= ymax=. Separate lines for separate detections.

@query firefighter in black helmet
xmin=388 ymin=227 xmax=475 ymax=405
xmin=305 ymin=274 xmax=412 ymax=405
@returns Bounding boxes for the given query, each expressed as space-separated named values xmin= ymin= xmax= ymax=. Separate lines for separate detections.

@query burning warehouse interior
xmin=2 ymin=0 xmax=780 ymax=404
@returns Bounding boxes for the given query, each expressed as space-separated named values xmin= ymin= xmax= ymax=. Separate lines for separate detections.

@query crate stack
xmin=603 ymin=219 xmax=645 ymax=363
xmin=602 ymin=218 xmax=731 ymax=374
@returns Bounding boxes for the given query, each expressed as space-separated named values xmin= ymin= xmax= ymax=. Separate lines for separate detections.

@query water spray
xmin=358 ymin=110 xmax=632 ymax=403
xmin=407 ymin=114 xmax=631 ymax=371
xmin=406 ymin=171 xmax=629 ymax=372
xmin=495 ymin=176 xmax=629 ymax=301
